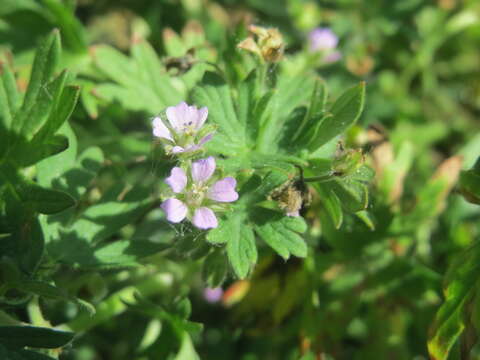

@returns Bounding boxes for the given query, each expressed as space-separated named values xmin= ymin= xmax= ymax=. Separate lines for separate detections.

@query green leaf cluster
xmin=190 ymin=69 xmax=367 ymax=278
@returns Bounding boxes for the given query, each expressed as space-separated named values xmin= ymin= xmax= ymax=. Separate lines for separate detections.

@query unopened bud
xmin=237 ymin=37 xmax=261 ymax=57
xmin=333 ymin=148 xmax=364 ymax=176
xmin=259 ymin=28 xmax=284 ymax=62
xmin=237 ymin=25 xmax=284 ymax=63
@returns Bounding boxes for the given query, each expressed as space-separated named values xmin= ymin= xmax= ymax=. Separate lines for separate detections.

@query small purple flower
xmin=161 ymin=156 xmax=238 ymax=229
xmin=323 ymin=50 xmax=342 ymax=63
xmin=152 ymin=102 xmax=214 ymax=154
xmin=203 ymin=287 xmax=223 ymax=303
xmin=308 ymin=28 xmax=339 ymax=52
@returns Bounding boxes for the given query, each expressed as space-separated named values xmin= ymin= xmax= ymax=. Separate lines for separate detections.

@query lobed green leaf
xmin=192 ymin=72 xmax=245 ymax=151
xmin=223 ymin=213 xmax=258 ymax=279
xmin=131 ymin=38 xmax=182 ymax=107
xmin=254 ymin=210 xmax=308 ymax=260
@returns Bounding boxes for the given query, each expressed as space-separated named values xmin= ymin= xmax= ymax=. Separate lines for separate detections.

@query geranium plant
xmin=0 ymin=1 xmax=478 ymax=359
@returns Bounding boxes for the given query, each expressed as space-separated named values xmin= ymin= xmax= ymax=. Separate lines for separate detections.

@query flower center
xmin=186 ymin=183 xmax=209 ymax=207
xmin=182 ymin=121 xmax=197 ymax=136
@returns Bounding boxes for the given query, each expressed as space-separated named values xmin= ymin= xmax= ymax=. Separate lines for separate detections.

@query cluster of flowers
xmin=153 ymin=102 xmax=238 ymax=230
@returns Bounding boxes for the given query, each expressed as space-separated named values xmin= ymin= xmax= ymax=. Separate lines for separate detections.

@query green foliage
xmin=192 ymin=72 xmax=246 ymax=155
xmin=92 ymin=42 xmax=183 ymax=114
xmin=428 ymin=242 xmax=480 ymax=360
xmin=459 ymin=157 xmax=480 ymax=205
xmin=0 ymin=26 xmax=172 ymax=358
xmin=190 ymin=68 xmax=365 ymax=278
xmin=0 ymin=325 xmax=74 ymax=349
xmin=301 ymin=82 xmax=365 ymax=152
xmin=225 ymin=214 xmax=257 ymax=279
xmin=202 ymin=249 xmax=228 ymax=287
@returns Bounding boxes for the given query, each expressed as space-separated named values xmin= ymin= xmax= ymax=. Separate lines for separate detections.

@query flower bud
xmin=237 ymin=25 xmax=285 ymax=63
xmin=333 ymin=148 xmax=365 ymax=177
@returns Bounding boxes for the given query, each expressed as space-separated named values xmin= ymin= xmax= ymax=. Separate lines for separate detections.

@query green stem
xmin=255 ymin=63 xmax=274 ymax=153
xmin=28 ymin=296 xmax=50 ymax=327
xmin=257 ymin=62 xmax=268 ymax=92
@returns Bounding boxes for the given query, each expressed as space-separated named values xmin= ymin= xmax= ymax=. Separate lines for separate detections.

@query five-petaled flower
xmin=152 ymin=101 xmax=214 ymax=154
xmin=161 ymin=156 xmax=238 ymax=229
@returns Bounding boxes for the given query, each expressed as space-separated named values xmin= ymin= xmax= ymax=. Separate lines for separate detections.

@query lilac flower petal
xmin=192 ymin=156 xmax=216 ymax=183
xmin=208 ymin=177 xmax=238 ymax=202
xmin=196 ymin=107 xmax=208 ymax=130
xmin=152 ymin=117 xmax=173 ymax=141
xmin=193 ymin=207 xmax=218 ymax=229
xmin=161 ymin=198 xmax=188 ymax=223
xmin=198 ymin=133 xmax=213 ymax=146
xmin=183 ymin=145 xmax=199 ymax=153
xmin=166 ymin=102 xmax=206 ymax=133
xmin=181 ymin=133 xmax=214 ymax=153
xmin=165 ymin=167 xmax=187 ymax=193
xmin=171 ymin=146 xmax=185 ymax=154
xmin=309 ymin=28 xmax=338 ymax=52
xmin=166 ymin=101 xmax=189 ymax=131
xmin=324 ymin=50 xmax=342 ymax=63
xmin=203 ymin=287 xmax=223 ymax=303
xmin=185 ymin=105 xmax=199 ymax=128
